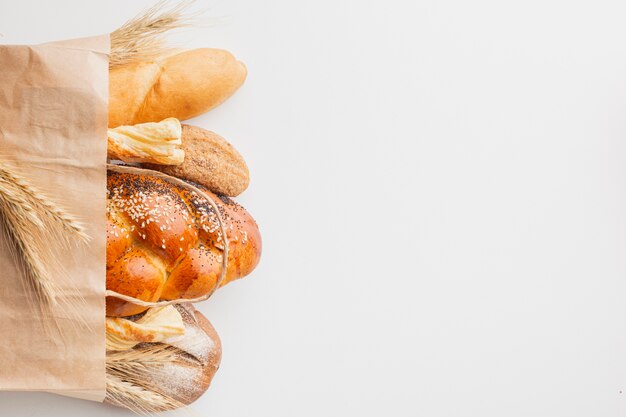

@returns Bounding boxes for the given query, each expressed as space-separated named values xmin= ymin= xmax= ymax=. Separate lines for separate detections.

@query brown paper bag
xmin=0 ymin=35 xmax=108 ymax=401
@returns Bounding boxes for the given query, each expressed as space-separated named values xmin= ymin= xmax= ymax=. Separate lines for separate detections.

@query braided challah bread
xmin=106 ymin=169 xmax=261 ymax=317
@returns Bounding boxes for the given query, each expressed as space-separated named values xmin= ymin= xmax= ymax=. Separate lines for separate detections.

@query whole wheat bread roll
xmin=106 ymin=169 xmax=261 ymax=317
xmin=145 ymin=124 xmax=250 ymax=196
xmin=109 ymin=48 xmax=247 ymax=128
xmin=105 ymin=303 xmax=222 ymax=411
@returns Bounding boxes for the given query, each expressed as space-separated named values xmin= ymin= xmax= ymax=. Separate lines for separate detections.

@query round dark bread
xmin=145 ymin=124 xmax=250 ymax=197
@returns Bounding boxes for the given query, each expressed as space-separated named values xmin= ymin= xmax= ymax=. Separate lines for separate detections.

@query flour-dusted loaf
xmin=109 ymin=48 xmax=247 ymax=128
xmin=106 ymin=169 xmax=261 ymax=317
xmin=105 ymin=304 xmax=222 ymax=410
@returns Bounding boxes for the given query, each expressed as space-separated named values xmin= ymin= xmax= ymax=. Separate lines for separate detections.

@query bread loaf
xmin=145 ymin=124 xmax=250 ymax=196
xmin=109 ymin=48 xmax=247 ymax=128
xmin=105 ymin=303 xmax=221 ymax=411
xmin=106 ymin=169 xmax=261 ymax=317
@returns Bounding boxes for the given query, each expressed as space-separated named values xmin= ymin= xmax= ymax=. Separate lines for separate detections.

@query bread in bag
xmin=109 ymin=48 xmax=247 ymax=128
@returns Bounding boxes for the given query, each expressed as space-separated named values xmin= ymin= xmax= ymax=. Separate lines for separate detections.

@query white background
xmin=1 ymin=0 xmax=626 ymax=416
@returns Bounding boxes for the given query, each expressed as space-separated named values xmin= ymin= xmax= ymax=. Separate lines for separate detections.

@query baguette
xmin=109 ymin=48 xmax=247 ymax=128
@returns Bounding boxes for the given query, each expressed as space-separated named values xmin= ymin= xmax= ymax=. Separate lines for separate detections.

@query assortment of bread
xmin=104 ymin=45 xmax=261 ymax=410
xmin=0 ymin=1 xmax=259 ymax=412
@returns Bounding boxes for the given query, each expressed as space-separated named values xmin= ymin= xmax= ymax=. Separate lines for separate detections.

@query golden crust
xmin=109 ymin=61 xmax=161 ymax=128
xmin=109 ymin=49 xmax=247 ymax=128
xmin=106 ymin=211 xmax=132 ymax=268
xmin=160 ymin=246 xmax=221 ymax=300
xmin=106 ymin=247 xmax=166 ymax=317
xmin=106 ymin=170 xmax=261 ymax=317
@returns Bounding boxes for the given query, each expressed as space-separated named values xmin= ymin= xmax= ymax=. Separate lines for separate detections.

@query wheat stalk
xmin=0 ymin=198 xmax=55 ymax=313
xmin=106 ymin=344 xmax=190 ymax=415
xmin=107 ymin=344 xmax=183 ymax=366
xmin=110 ymin=0 xmax=197 ymax=68
xmin=106 ymin=374 xmax=184 ymax=416
xmin=0 ymin=166 xmax=89 ymax=243
xmin=0 ymin=162 xmax=89 ymax=324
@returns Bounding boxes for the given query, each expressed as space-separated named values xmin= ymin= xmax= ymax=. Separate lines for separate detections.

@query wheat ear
xmin=0 ymin=167 xmax=89 ymax=243
xmin=106 ymin=374 xmax=184 ymax=416
xmin=110 ymin=0 xmax=197 ymax=68
xmin=106 ymin=345 xmax=189 ymax=415
xmin=0 ymin=162 xmax=89 ymax=323
xmin=0 ymin=197 xmax=55 ymax=312
xmin=107 ymin=344 xmax=183 ymax=368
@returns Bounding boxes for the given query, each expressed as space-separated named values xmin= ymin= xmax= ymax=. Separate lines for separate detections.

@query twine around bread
xmin=106 ymin=164 xmax=229 ymax=308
